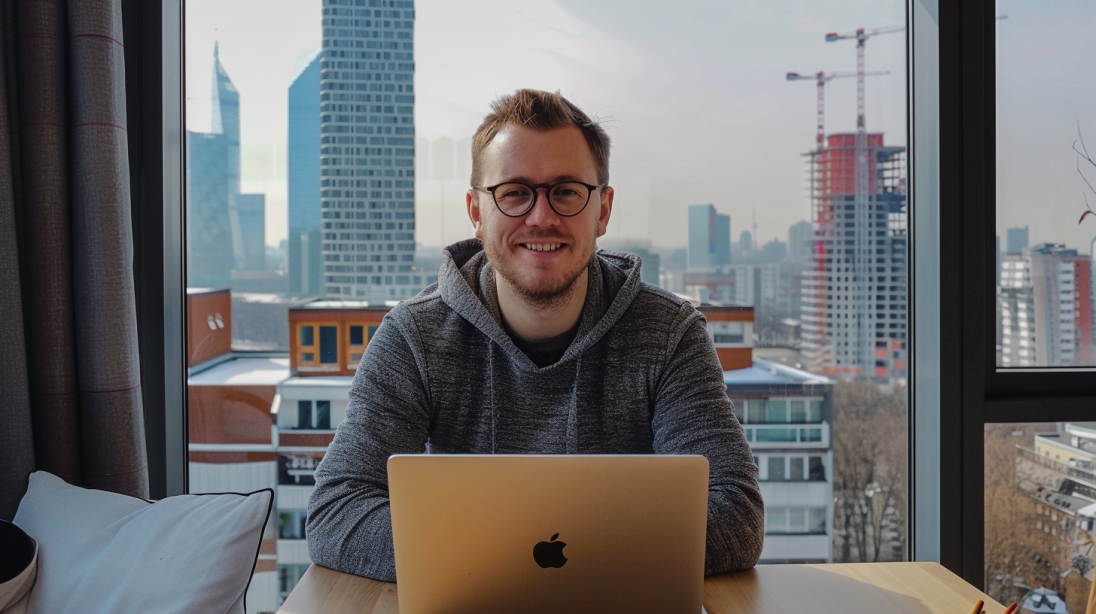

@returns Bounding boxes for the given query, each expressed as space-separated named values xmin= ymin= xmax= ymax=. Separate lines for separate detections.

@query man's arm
xmin=306 ymin=315 xmax=432 ymax=582
xmin=651 ymin=307 xmax=765 ymax=575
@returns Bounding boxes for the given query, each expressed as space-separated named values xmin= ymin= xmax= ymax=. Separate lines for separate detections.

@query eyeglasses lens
xmin=493 ymin=182 xmax=590 ymax=216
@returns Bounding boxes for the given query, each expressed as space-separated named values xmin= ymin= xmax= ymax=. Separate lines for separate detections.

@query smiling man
xmin=306 ymin=89 xmax=765 ymax=582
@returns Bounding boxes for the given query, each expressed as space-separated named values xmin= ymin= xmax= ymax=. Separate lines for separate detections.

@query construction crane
xmin=824 ymin=26 xmax=903 ymax=134
xmin=786 ymin=70 xmax=889 ymax=151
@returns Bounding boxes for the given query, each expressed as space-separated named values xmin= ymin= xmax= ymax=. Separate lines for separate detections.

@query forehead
xmin=479 ymin=125 xmax=597 ymax=183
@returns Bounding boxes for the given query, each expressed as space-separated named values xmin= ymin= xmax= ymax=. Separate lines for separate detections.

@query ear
xmin=466 ymin=189 xmax=484 ymax=239
xmin=595 ymin=186 xmax=614 ymax=238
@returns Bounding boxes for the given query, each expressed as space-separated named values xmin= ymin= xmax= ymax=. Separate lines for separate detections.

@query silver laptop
xmin=388 ymin=454 xmax=709 ymax=614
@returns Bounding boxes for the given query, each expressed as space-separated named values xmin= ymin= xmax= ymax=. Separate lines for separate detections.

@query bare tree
xmin=831 ymin=382 xmax=907 ymax=562
xmin=983 ymin=423 xmax=1091 ymax=613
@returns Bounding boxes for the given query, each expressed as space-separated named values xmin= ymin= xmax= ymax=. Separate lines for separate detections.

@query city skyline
xmin=185 ymin=0 xmax=907 ymax=251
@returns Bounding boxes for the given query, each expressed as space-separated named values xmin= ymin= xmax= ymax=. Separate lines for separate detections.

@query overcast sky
xmin=995 ymin=0 xmax=1096 ymax=255
xmin=186 ymin=0 xmax=911 ymax=250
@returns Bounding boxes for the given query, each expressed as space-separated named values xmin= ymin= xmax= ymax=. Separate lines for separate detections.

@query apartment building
xmin=1000 ymin=243 xmax=1094 ymax=367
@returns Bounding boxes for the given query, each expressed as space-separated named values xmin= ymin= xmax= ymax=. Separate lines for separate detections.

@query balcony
xmin=744 ymin=423 xmax=830 ymax=448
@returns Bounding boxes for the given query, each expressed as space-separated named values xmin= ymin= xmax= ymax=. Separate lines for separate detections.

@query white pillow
xmin=12 ymin=471 xmax=272 ymax=614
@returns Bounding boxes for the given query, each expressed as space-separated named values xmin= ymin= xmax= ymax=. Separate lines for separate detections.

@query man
xmin=307 ymin=89 xmax=764 ymax=582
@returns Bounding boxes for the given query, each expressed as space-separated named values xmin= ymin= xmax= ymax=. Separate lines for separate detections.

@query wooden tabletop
xmin=277 ymin=561 xmax=1006 ymax=614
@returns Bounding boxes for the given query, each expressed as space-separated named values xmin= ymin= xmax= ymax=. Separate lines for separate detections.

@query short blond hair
xmin=470 ymin=89 xmax=610 ymax=185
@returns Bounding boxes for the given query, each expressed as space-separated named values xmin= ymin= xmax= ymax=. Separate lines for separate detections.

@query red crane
xmin=786 ymin=70 xmax=889 ymax=151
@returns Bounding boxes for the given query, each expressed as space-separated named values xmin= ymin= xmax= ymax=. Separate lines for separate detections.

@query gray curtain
xmin=0 ymin=0 xmax=148 ymax=521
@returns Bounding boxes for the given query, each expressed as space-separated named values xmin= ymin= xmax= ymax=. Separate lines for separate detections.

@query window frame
xmin=923 ymin=0 xmax=1096 ymax=589
xmin=136 ymin=0 xmax=971 ymax=572
xmin=126 ymin=0 xmax=187 ymax=499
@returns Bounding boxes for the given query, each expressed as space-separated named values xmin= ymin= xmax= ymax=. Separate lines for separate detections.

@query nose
xmin=525 ymin=187 xmax=561 ymax=228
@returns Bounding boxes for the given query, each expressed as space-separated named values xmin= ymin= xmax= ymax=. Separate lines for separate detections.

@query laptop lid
xmin=388 ymin=454 xmax=709 ymax=614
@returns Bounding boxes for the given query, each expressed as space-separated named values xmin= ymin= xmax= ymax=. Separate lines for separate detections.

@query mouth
xmin=520 ymin=242 xmax=567 ymax=253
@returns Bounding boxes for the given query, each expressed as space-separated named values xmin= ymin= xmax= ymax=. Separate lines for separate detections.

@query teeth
xmin=524 ymin=243 xmax=562 ymax=252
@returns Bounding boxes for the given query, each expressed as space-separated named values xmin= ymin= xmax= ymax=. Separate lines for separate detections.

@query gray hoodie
xmin=306 ymin=239 xmax=764 ymax=581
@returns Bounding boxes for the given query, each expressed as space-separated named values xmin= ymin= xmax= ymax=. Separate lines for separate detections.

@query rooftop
xmin=280 ymin=375 xmax=355 ymax=388
xmin=292 ymin=300 xmax=399 ymax=311
xmin=188 ymin=356 xmax=290 ymax=386
xmin=724 ymin=358 xmax=833 ymax=387
xmin=1030 ymin=486 xmax=1092 ymax=516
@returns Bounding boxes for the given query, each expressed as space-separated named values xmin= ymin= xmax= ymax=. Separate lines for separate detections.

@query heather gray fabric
xmin=308 ymin=238 xmax=765 ymax=582
xmin=0 ymin=0 xmax=147 ymax=520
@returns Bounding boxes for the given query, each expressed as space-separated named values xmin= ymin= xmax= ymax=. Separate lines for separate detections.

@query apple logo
xmin=533 ymin=533 xmax=567 ymax=568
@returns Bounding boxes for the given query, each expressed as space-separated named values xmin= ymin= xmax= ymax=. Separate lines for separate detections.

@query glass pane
xmin=790 ymin=457 xmax=805 ymax=481
xmin=185 ymin=4 xmax=909 ymax=604
xmin=809 ymin=400 xmax=823 ymax=422
xmin=996 ymin=1 xmax=1096 ymax=368
xmin=985 ymin=423 xmax=1093 ymax=614
xmin=809 ymin=457 xmax=826 ymax=481
xmin=296 ymin=400 xmax=312 ymax=430
xmin=318 ymin=326 xmax=338 ymax=364
xmin=316 ymin=400 xmax=331 ymax=430
xmin=790 ymin=400 xmax=807 ymax=423
xmin=769 ymin=456 xmax=787 ymax=481
xmin=765 ymin=400 xmax=788 ymax=423
xmin=747 ymin=400 xmax=764 ymax=424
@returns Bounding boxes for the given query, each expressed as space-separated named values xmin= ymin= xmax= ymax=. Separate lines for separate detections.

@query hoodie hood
xmin=438 ymin=238 xmax=646 ymax=454
xmin=438 ymin=238 xmax=644 ymax=371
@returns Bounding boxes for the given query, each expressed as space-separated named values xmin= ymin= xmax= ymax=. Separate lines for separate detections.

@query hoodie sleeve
xmin=306 ymin=313 xmax=431 ymax=582
xmin=651 ymin=307 xmax=765 ymax=575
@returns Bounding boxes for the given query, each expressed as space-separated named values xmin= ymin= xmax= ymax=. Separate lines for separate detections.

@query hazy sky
xmin=186 ymin=0 xmax=909 ymax=250
xmin=995 ymin=0 xmax=1096 ymax=255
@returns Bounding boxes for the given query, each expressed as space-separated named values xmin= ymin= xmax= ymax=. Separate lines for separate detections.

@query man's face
xmin=466 ymin=125 xmax=614 ymax=303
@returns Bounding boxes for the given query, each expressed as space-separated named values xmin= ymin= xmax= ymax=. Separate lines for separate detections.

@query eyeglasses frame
xmin=471 ymin=180 xmax=609 ymax=218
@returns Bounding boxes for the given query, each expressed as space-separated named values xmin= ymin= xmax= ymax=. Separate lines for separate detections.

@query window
xmin=279 ymin=510 xmax=307 ymax=540
xmin=278 ymin=564 xmax=310 ymax=600
xmin=316 ymin=400 xmax=331 ymax=430
xmin=790 ymin=457 xmax=805 ymax=481
xmin=180 ymin=2 xmax=909 ymax=607
xmin=318 ymin=325 xmax=338 ymax=364
xmin=765 ymin=400 xmax=788 ymax=424
xmin=297 ymin=400 xmax=312 ymax=430
xmin=769 ymin=456 xmax=786 ymax=481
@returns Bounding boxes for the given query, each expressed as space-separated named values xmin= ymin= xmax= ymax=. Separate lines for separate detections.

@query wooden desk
xmin=277 ymin=562 xmax=1006 ymax=614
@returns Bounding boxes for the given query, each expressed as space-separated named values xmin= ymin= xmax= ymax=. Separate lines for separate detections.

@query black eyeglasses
xmin=471 ymin=180 xmax=608 ymax=218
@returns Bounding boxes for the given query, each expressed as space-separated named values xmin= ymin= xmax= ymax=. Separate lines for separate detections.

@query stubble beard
xmin=485 ymin=235 xmax=595 ymax=311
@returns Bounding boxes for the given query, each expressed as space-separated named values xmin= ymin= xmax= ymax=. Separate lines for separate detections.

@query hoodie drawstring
xmin=488 ymin=343 xmax=498 ymax=453
xmin=565 ymin=355 xmax=582 ymax=454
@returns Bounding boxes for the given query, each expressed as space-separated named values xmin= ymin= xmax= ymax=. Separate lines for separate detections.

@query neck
xmin=495 ymin=269 xmax=588 ymax=342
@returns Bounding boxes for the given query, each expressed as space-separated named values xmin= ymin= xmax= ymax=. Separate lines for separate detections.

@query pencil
xmin=1002 ymin=603 xmax=1018 ymax=614
xmin=969 ymin=599 xmax=984 ymax=614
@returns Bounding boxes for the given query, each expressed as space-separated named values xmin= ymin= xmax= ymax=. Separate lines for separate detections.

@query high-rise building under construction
xmin=800 ymin=132 xmax=907 ymax=386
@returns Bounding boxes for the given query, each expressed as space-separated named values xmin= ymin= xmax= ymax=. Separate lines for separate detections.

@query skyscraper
xmin=1006 ymin=226 xmax=1030 ymax=255
xmin=288 ymin=50 xmax=322 ymax=297
xmin=1000 ymin=243 xmax=1093 ymax=367
xmin=188 ymin=44 xmax=268 ymax=289
xmin=320 ymin=0 xmax=419 ymax=300
xmin=688 ymin=204 xmax=731 ymax=271
xmin=800 ymin=132 xmax=907 ymax=385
